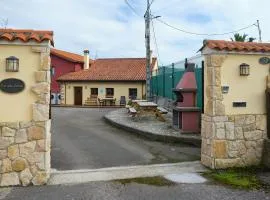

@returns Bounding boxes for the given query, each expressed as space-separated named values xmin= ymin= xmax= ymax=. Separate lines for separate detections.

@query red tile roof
xmin=51 ymin=48 xmax=94 ymax=64
xmin=201 ymin=40 xmax=270 ymax=53
xmin=57 ymin=58 xmax=157 ymax=81
xmin=0 ymin=28 xmax=54 ymax=46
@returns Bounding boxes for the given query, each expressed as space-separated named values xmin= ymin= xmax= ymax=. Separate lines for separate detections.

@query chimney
xmin=150 ymin=50 xmax=153 ymax=64
xmin=83 ymin=49 xmax=89 ymax=70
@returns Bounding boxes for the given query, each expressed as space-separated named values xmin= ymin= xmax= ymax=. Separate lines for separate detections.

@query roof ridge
xmin=0 ymin=28 xmax=53 ymax=34
xmin=96 ymin=57 xmax=157 ymax=60
xmin=51 ymin=48 xmax=83 ymax=57
xmin=205 ymin=39 xmax=270 ymax=45
xmin=201 ymin=39 xmax=270 ymax=53
xmin=0 ymin=28 xmax=54 ymax=46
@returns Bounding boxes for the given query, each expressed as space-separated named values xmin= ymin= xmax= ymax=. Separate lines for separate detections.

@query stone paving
xmin=104 ymin=109 xmax=201 ymax=146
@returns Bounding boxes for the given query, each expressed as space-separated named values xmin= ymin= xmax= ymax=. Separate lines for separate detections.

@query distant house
xmin=50 ymin=48 xmax=93 ymax=104
xmin=57 ymin=53 xmax=157 ymax=106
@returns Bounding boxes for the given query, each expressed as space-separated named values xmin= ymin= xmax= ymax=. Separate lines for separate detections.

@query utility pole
xmin=256 ymin=20 xmax=262 ymax=42
xmin=145 ymin=0 xmax=151 ymax=101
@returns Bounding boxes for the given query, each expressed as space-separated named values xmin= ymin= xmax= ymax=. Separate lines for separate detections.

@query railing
xmin=151 ymin=64 xmax=203 ymax=109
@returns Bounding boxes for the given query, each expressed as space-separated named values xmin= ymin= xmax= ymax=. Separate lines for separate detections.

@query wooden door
xmin=74 ymin=87 xmax=83 ymax=105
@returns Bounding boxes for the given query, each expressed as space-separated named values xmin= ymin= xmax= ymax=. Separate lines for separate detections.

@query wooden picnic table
xmin=136 ymin=101 xmax=158 ymax=108
xmin=132 ymin=100 xmax=148 ymax=103
xmin=100 ymin=97 xmax=116 ymax=106
xmin=134 ymin=101 xmax=165 ymax=122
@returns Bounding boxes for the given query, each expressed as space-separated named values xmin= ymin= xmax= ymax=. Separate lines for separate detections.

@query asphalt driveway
xmin=51 ymin=107 xmax=200 ymax=170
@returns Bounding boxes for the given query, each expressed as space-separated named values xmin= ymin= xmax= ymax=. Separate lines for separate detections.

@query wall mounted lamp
xmin=240 ymin=63 xmax=250 ymax=76
xmin=6 ymin=56 xmax=19 ymax=72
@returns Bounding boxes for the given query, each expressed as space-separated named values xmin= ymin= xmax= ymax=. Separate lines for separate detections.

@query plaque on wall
xmin=0 ymin=78 xmax=25 ymax=93
xmin=259 ymin=57 xmax=270 ymax=65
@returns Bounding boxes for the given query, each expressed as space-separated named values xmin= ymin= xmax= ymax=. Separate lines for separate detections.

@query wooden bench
xmin=129 ymin=107 xmax=137 ymax=117
xmin=157 ymin=107 xmax=168 ymax=114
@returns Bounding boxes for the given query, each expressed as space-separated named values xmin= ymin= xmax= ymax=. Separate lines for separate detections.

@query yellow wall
xmin=221 ymin=54 xmax=269 ymax=115
xmin=0 ymin=45 xmax=39 ymax=122
xmin=63 ymin=82 xmax=146 ymax=105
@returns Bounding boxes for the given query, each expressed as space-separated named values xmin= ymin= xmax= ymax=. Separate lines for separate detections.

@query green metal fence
xmin=151 ymin=66 xmax=203 ymax=109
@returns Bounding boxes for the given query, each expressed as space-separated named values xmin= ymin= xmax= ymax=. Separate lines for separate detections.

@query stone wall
xmin=201 ymin=114 xmax=267 ymax=169
xmin=0 ymin=45 xmax=51 ymax=186
xmin=0 ymin=121 xmax=51 ymax=186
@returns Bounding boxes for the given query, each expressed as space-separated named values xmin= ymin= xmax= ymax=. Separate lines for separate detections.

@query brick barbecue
xmin=172 ymin=64 xmax=200 ymax=133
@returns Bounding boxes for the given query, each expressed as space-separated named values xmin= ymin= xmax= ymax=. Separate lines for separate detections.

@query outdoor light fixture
xmin=239 ymin=63 xmax=250 ymax=76
xmin=6 ymin=56 xmax=19 ymax=72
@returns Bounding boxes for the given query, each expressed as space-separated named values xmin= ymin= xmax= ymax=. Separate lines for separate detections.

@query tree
xmin=231 ymin=33 xmax=248 ymax=42
xmin=230 ymin=33 xmax=256 ymax=42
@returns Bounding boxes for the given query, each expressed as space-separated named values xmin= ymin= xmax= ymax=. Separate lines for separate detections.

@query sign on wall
xmin=259 ymin=57 xmax=270 ymax=65
xmin=0 ymin=78 xmax=25 ymax=93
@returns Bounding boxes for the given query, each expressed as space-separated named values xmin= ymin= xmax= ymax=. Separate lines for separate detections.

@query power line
xmin=151 ymin=18 xmax=162 ymax=65
xmin=124 ymin=0 xmax=142 ymax=17
xmin=156 ymin=18 xmax=256 ymax=36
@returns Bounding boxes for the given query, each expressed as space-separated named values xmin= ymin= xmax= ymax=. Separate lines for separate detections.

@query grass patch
xmin=204 ymin=168 xmax=262 ymax=189
xmin=115 ymin=176 xmax=175 ymax=187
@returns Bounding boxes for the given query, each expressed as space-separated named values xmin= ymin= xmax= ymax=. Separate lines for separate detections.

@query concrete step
xmin=48 ymin=161 xmax=207 ymax=185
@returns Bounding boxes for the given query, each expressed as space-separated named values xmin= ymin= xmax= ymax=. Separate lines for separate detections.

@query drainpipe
xmin=65 ymin=83 xmax=67 ymax=105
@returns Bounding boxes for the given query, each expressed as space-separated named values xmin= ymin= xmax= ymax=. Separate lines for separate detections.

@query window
xmin=91 ymin=88 xmax=98 ymax=97
xmin=6 ymin=56 xmax=19 ymax=72
xmin=129 ymin=88 xmax=137 ymax=99
xmin=106 ymin=88 xmax=114 ymax=97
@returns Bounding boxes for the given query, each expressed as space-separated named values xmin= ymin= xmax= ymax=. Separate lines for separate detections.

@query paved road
xmin=51 ymin=107 xmax=200 ymax=170
xmin=2 ymin=181 xmax=269 ymax=200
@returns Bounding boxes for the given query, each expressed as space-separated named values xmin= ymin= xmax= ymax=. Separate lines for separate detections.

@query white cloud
xmin=0 ymin=0 xmax=269 ymax=64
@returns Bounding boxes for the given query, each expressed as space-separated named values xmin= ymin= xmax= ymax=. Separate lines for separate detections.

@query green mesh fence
xmin=151 ymin=67 xmax=203 ymax=109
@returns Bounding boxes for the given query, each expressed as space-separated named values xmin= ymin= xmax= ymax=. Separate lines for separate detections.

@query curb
xmin=103 ymin=114 xmax=201 ymax=147
xmin=51 ymin=105 xmax=124 ymax=109
xmin=49 ymin=161 xmax=207 ymax=185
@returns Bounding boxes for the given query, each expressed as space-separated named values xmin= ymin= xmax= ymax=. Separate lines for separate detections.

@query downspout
xmin=65 ymin=83 xmax=67 ymax=105
xmin=142 ymin=82 xmax=143 ymax=99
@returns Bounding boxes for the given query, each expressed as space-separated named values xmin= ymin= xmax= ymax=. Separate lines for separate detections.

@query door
xmin=74 ymin=87 xmax=83 ymax=105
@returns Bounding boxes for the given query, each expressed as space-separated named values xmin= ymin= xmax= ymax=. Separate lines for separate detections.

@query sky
xmin=1 ymin=0 xmax=270 ymax=65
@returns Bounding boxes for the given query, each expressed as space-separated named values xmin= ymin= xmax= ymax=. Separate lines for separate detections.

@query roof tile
xmin=0 ymin=28 xmax=54 ymax=46
xmin=58 ymin=58 xmax=157 ymax=81
xmin=51 ymin=48 xmax=94 ymax=64
xmin=202 ymin=40 xmax=270 ymax=53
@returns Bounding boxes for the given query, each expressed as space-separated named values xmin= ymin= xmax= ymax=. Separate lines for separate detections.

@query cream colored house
xmin=0 ymin=28 xmax=53 ymax=186
xmin=57 ymin=51 xmax=157 ymax=106
xmin=200 ymin=40 xmax=270 ymax=169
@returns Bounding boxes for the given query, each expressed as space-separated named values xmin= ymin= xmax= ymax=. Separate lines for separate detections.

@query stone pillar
xmin=201 ymin=55 xmax=267 ymax=169
xmin=0 ymin=45 xmax=52 ymax=186
xmin=263 ymin=77 xmax=270 ymax=168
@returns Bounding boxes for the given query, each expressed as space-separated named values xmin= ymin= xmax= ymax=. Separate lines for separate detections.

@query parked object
xmin=172 ymin=64 xmax=200 ymax=133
